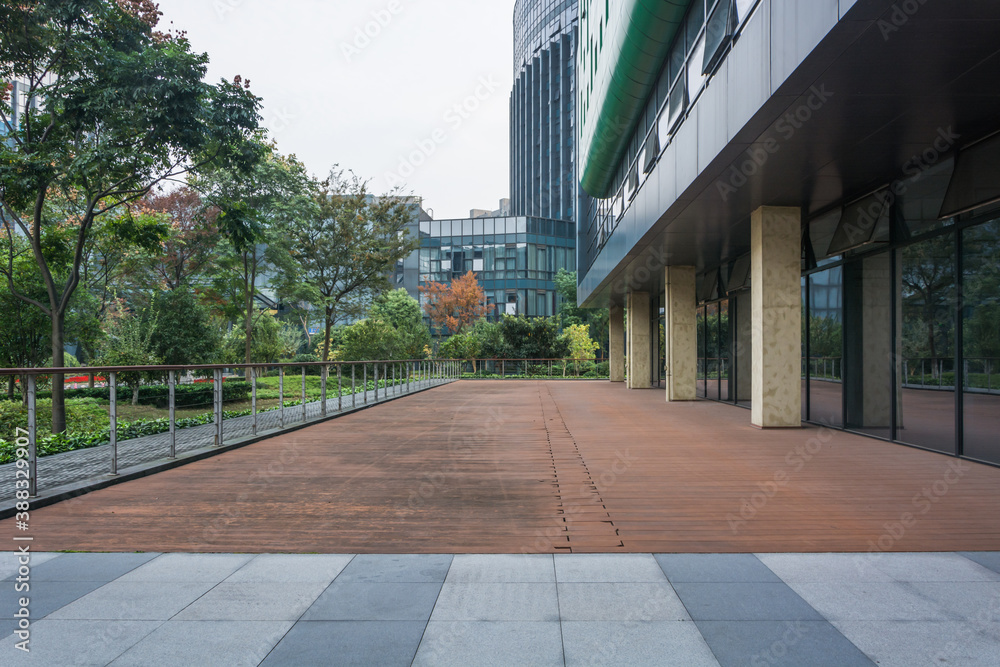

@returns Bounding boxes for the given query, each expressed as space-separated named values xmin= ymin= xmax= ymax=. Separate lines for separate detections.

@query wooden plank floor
xmin=3 ymin=381 xmax=999 ymax=553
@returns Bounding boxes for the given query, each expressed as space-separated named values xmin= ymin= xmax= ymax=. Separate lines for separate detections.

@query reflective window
xmin=808 ymin=267 xmax=844 ymax=427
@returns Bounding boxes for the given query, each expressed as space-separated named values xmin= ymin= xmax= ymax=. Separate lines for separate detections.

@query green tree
xmin=274 ymin=169 xmax=419 ymax=360
xmin=555 ymin=269 xmax=609 ymax=355
xmin=146 ymin=289 xmax=221 ymax=365
xmin=370 ymin=289 xmax=431 ymax=358
xmin=222 ymin=311 xmax=283 ymax=365
xmin=438 ymin=331 xmax=481 ymax=361
xmin=337 ymin=319 xmax=404 ymax=362
xmin=0 ymin=0 xmax=261 ymax=432
xmin=560 ymin=323 xmax=599 ymax=361
xmin=496 ymin=316 xmax=569 ymax=359
xmin=96 ymin=308 xmax=162 ymax=405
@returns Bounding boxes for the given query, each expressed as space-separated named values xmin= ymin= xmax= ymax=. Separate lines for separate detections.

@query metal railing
xmin=457 ymin=359 xmax=609 ymax=380
xmin=0 ymin=360 xmax=462 ymax=498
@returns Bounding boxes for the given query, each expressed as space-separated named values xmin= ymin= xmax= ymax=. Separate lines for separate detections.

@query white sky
xmin=156 ymin=0 xmax=515 ymax=219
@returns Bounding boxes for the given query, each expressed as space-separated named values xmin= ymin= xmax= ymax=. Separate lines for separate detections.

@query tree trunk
xmin=244 ymin=267 xmax=254 ymax=379
xmin=50 ymin=313 xmax=67 ymax=434
xmin=322 ymin=312 xmax=333 ymax=362
xmin=6 ymin=376 xmax=13 ymax=400
xmin=132 ymin=385 xmax=140 ymax=406
xmin=88 ymin=372 xmax=95 ymax=389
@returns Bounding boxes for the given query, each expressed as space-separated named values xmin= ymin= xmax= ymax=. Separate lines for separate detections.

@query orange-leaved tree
xmin=420 ymin=271 xmax=489 ymax=338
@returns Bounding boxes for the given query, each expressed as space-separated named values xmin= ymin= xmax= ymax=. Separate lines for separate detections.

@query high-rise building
xmin=510 ymin=0 xmax=582 ymax=222
xmin=577 ymin=0 xmax=1000 ymax=467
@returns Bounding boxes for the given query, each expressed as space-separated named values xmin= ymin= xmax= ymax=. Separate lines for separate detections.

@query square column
xmin=609 ymin=303 xmax=625 ymax=383
xmin=665 ymin=266 xmax=697 ymax=401
xmin=627 ymin=292 xmax=652 ymax=389
xmin=751 ymin=206 xmax=802 ymax=428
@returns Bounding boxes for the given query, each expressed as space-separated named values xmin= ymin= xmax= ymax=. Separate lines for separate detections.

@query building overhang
xmin=580 ymin=0 xmax=1000 ymax=307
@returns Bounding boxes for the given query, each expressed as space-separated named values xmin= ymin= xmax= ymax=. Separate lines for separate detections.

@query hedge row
xmin=36 ymin=381 xmax=251 ymax=408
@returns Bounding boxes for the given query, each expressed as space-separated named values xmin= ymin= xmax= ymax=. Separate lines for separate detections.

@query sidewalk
xmin=2 ymin=551 xmax=999 ymax=666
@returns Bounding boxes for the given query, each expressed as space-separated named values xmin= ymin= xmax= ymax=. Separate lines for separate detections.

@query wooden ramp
xmin=4 ymin=381 xmax=1000 ymax=553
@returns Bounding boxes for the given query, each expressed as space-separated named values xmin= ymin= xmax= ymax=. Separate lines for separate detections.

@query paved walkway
xmin=2 ymin=551 xmax=999 ymax=666
xmin=5 ymin=381 xmax=1000 ymax=553
xmin=0 ymin=377 xmax=451 ymax=503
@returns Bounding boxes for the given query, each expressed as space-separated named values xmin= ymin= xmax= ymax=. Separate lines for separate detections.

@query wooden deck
xmin=4 ymin=380 xmax=1000 ymax=553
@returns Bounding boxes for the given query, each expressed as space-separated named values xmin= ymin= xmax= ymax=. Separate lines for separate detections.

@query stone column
xmin=609 ymin=303 xmax=625 ymax=383
xmin=665 ymin=266 xmax=697 ymax=401
xmin=627 ymin=292 xmax=652 ymax=389
xmin=751 ymin=206 xmax=802 ymax=428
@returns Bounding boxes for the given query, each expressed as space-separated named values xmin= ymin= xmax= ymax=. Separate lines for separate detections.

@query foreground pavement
xmin=3 ymin=551 xmax=1000 ymax=666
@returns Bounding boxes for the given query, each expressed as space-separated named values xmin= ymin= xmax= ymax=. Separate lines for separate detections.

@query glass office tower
xmin=510 ymin=0 xmax=581 ymax=222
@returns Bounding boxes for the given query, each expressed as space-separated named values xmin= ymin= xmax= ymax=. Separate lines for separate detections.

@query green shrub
xmin=36 ymin=380 xmax=251 ymax=408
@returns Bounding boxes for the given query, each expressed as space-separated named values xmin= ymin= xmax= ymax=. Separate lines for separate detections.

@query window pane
xmin=808 ymin=267 xmax=844 ymax=427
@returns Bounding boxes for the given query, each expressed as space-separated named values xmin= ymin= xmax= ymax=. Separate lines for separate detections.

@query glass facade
xmin=416 ymin=216 xmax=576 ymax=319
xmin=693 ymin=205 xmax=1000 ymax=467
xmin=511 ymin=0 xmax=583 ymax=221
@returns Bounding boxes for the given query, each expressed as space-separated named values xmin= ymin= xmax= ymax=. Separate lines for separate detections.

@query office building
xmin=577 ymin=0 xmax=1000 ymax=466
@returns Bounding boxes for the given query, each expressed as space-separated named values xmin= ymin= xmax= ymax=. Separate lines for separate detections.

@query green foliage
xmin=96 ymin=309 xmax=162 ymax=403
xmin=371 ymin=289 xmax=431 ymax=358
xmin=0 ymin=399 xmax=108 ymax=440
xmin=560 ymin=324 xmax=599 ymax=361
xmin=223 ymin=311 xmax=283 ymax=364
xmin=438 ymin=331 xmax=481 ymax=360
xmin=555 ymin=269 xmax=610 ymax=353
xmin=37 ymin=381 xmax=251 ymax=409
xmin=147 ymin=289 xmax=221 ymax=365
xmin=495 ymin=316 xmax=569 ymax=360
xmin=337 ymin=319 xmax=404 ymax=361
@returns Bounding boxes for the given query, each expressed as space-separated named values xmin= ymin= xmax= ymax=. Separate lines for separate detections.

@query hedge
xmin=36 ymin=380 xmax=251 ymax=408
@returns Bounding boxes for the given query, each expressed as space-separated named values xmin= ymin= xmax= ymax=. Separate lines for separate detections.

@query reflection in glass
xmin=719 ymin=300 xmax=730 ymax=401
xmin=809 ymin=267 xmax=844 ymax=427
xmin=900 ymin=236 xmax=956 ymax=454
xmin=962 ymin=219 xmax=1000 ymax=464
xmin=697 ymin=307 xmax=707 ymax=398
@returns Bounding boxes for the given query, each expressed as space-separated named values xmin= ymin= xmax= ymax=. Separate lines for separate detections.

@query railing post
xmin=214 ymin=369 xmax=223 ymax=447
xmin=374 ymin=363 xmax=380 ymax=402
xmin=27 ymin=375 xmax=36 ymax=496
xmin=502 ymin=359 xmax=506 ymax=379
xmin=279 ymin=367 xmax=285 ymax=429
xmin=337 ymin=364 xmax=343 ymax=412
xmin=169 ymin=370 xmax=177 ymax=457
xmin=364 ymin=363 xmax=368 ymax=404
xmin=393 ymin=363 xmax=397 ymax=396
xmin=251 ymin=368 xmax=257 ymax=436
xmin=109 ymin=371 xmax=118 ymax=475
xmin=302 ymin=366 xmax=307 ymax=422
xmin=407 ymin=362 xmax=411 ymax=393
xmin=321 ymin=365 xmax=328 ymax=417
xmin=352 ymin=364 xmax=356 ymax=408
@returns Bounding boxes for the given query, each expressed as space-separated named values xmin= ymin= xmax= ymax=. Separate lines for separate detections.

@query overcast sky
xmin=156 ymin=0 xmax=515 ymax=219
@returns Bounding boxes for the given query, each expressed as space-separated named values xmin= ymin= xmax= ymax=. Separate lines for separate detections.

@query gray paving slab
xmin=2 ymin=552 xmax=159 ymax=582
xmin=445 ymin=554 xmax=555 ymax=583
xmin=556 ymin=582 xmax=690 ymax=621
xmin=430 ymin=582 xmax=559 ymax=622
xmin=224 ymin=553 xmax=354 ymax=583
xmin=833 ymin=620 xmax=1000 ymax=667
xmin=0 ymin=552 xmax=62 ymax=581
xmin=904 ymin=581 xmax=1000 ymax=621
xmin=787 ymin=581 xmax=955 ymax=621
xmin=301 ymin=582 xmax=442 ymax=621
xmin=335 ymin=553 xmax=453 ymax=583
xmin=108 ymin=619 xmax=292 ymax=667
xmin=961 ymin=552 xmax=1000 ymax=575
xmin=413 ymin=621 xmax=564 ymax=667
xmin=696 ymin=620 xmax=874 ymax=667
xmin=0 ymin=619 xmax=162 ymax=666
xmin=260 ymin=620 xmax=426 ymax=667
xmin=671 ymin=582 xmax=826 ymax=621
xmin=0 ymin=579 xmax=107 ymax=620
xmin=116 ymin=552 xmax=253 ymax=582
xmin=865 ymin=552 xmax=1000 ymax=582
xmin=756 ymin=552 xmax=895 ymax=583
xmin=656 ymin=553 xmax=782 ymax=583
xmin=554 ymin=553 xmax=667 ymax=582
xmin=561 ymin=620 xmax=719 ymax=667
xmin=173 ymin=581 xmax=330 ymax=621
xmin=47 ymin=580 xmax=217 ymax=620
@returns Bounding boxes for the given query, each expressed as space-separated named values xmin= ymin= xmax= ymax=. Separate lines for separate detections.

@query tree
xmin=222 ymin=310 xmax=282 ymax=365
xmin=420 ymin=271 xmax=489 ymax=338
xmin=337 ymin=319 xmax=404 ymax=362
xmin=370 ymin=288 xmax=431 ymax=359
xmin=0 ymin=0 xmax=261 ymax=432
xmin=560 ymin=324 xmax=599 ymax=361
xmin=496 ymin=316 xmax=569 ymax=359
xmin=274 ymin=169 xmax=419 ymax=361
xmin=145 ymin=186 xmax=220 ymax=290
xmin=96 ymin=307 xmax=162 ymax=405
xmin=146 ymin=289 xmax=220 ymax=365
xmin=555 ymin=269 xmax=610 ymax=356
xmin=197 ymin=143 xmax=314 ymax=373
